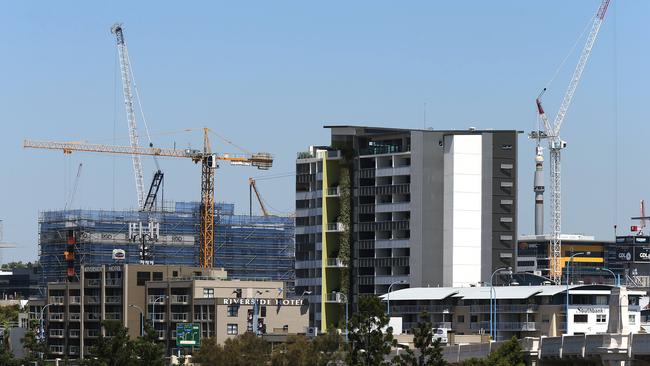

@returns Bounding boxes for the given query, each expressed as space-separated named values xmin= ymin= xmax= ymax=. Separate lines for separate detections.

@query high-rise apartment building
xmin=295 ymin=126 xmax=519 ymax=330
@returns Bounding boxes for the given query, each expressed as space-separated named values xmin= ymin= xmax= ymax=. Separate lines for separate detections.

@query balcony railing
xmin=49 ymin=329 xmax=65 ymax=337
xmin=49 ymin=296 xmax=65 ymax=305
xmin=85 ymin=329 xmax=100 ymax=338
xmin=326 ymin=187 xmax=340 ymax=197
xmin=85 ymin=296 xmax=100 ymax=304
xmin=326 ymin=222 xmax=345 ymax=232
xmin=69 ymin=346 xmax=80 ymax=355
xmin=105 ymin=278 xmax=122 ymax=287
xmin=150 ymin=313 xmax=165 ymax=322
xmin=86 ymin=279 xmax=101 ymax=287
xmin=326 ymin=258 xmax=346 ymax=268
xmin=105 ymin=312 xmax=121 ymax=320
xmin=469 ymin=304 xmax=539 ymax=313
xmin=171 ymin=295 xmax=189 ymax=304
xmin=49 ymin=313 xmax=64 ymax=321
xmin=469 ymin=321 xmax=537 ymax=331
xmin=69 ymin=296 xmax=81 ymax=304
xmin=105 ymin=296 xmax=122 ymax=304
xmin=69 ymin=329 xmax=81 ymax=338
xmin=325 ymin=293 xmax=346 ymax=303
xmin=148 ymin=295 xmax=167 ymax=304
xmin=171 ymin=313 xmax=189 ymax=322
xmin=49 ymin=345 xmax=64 ymax=354
xmin=85 ymin=313 xmax=101 ymax=322
xmin=390 ymin=304 xmax=452 ymax=314
xmin=69 ymin=313 xmax=81 ymax=321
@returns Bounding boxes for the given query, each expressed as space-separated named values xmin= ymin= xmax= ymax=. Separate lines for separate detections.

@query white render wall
xmin=443 ymin=134 xmax=483 ymax=287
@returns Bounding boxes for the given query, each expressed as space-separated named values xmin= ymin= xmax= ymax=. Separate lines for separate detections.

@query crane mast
xmin=537 ymin=0 xmax=610 ymax=284
xmin=111 ymin=23 xmax=146 ymax=209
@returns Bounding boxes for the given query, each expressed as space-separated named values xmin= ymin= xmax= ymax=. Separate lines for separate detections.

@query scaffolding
xmin=39 ymin=202 xmax=295 ymax=292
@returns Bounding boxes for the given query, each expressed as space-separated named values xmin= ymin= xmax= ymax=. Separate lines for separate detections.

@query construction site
xmin=38 ymin=201 xmax=295 ymax=290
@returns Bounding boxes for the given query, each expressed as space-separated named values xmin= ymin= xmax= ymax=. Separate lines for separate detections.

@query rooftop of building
xmin=518 ymin=233 xmax=608 ymax=242
xmin=324 ymin=125 xmax=523 ymax=134
xmin=381 ymin=284 xmax=646 ymax=302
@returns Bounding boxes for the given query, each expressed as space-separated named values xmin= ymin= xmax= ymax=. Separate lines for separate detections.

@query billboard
xmin=616 ymin=247 xmax=633 ymax=262
xmin=635 ymin=247 xmax=650 ymax=262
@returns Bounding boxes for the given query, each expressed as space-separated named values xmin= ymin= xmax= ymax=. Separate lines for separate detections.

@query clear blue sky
xmin=1 ymin=1 xmax=648 ymax=262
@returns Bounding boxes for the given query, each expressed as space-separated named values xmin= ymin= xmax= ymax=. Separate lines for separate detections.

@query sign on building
xmin=176 ymin=323 xmax=200 ymax=347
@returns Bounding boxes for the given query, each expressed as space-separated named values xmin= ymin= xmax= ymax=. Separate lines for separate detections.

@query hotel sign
xmin=219 ymin=298 xmax=304 ymax=306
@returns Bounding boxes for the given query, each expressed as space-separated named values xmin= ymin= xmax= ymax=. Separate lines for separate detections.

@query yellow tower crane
xmin=23 ymin=128 xmax=273 ymax=268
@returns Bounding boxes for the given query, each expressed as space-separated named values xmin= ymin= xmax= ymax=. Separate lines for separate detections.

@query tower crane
xmin=23 ymin=128 xmax=273 ymax=268
xmin=111 ymin=23 xmax=146 ymax=210
xmin=533 ymin=0 xmax=611 ymax=284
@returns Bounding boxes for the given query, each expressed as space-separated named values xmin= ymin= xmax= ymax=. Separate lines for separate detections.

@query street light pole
xmin=489 ymin=267 xmax=511 ymax=340
xmin=565 ymin=251 xmax=590 ymax=335
xmin=387 ymin=280 xmax=406 ymax=316
xmin=129 ymin=304 xmax=145 ymax=337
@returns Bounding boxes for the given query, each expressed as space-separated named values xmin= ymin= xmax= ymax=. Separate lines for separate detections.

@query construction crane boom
xmin=24 ymin=128 xmax=273 ymax=268
xmin=535 ymin=0 xmax=610 ymax=284
xmin=249 ymin=178 xmax=269 ymax=216
xmin=111 ymin=23 xmax=146 ymax=210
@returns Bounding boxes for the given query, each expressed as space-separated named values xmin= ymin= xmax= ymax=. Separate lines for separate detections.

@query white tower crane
xmin=535 ymin=0 xmax=611 ymax=284
xmin=111 ymin=23 xmax=146 ymax=209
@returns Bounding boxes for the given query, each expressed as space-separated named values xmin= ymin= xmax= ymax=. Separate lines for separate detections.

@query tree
xmin=133 ymin=323 xmax=165 ymax=366
xmin=460 ymin=337 xmax=525 ymax=366
xmin=20 ymin=323 xmax=47 ymax=365
xmin=193 ymin=332 xmax=271 ymax=366
xmin=271 ymin=334 xmax=313 ymax=366
xmin=347 ymin=295 xmax=396 ymax=366
xmin=391 ymin=313 xmax=446 ymax=366
xmin=312 ymin=328 xmax=346 ymax=366
xmin=82 ymin=321 xmax=136 ymax=366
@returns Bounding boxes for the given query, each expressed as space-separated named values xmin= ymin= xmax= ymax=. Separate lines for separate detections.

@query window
xmin=203 ymin=288 xmax=214 ymax=298
xmin=596 ymin=315 xmax=607 ymax=323
xmin=152 ymin=272 xmax=163 ymax=281
xmin=501 ymin=144 xmax=512 ymax=150
xmin=595 ymin=296 xmax=608 ymax=305
xmin=629 ymin=315 xmax=636 ymax=325
xmin=227 ymin=324 xmax=238 ymax=335
xmin=136 ymin=272 xmax=150 ymax=286
xmin=542 ymin=315 xmax=550 ymax=323
xmin=260 ymin=306 xmax=267 ymax=317
xmin=457 ymin=315 xmax=465 ymax=323
xmin=470 ymin=315 xmax=478 ymax=323
xmin=172 ymin=271 xmax=178 ymax=278
xmin=574 ymin=314 xmax=588 ymax=323
xmin=227 ymin=305 xmax=238 ymax=317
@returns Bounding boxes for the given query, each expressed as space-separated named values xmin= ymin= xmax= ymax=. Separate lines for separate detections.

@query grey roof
xmin=379 ymin=288 xmax=459 ymax=301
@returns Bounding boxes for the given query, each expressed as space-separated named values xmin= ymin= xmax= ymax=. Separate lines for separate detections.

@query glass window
xmin=152 ymin=272 xmax=163 ymax=281
xmin=227 ymin=305 xmax=238 ymax=317
xmin=596 ymin=314 xmax=607 ymax=323
xmin=457 ymin=315 xmax=465 ymax=323
xmin=172 ymin=271 xmax=178 ymax=278
xmin=595 ymin=296 xmax=608 ymax=305
xmin=203 ymin=288 xmax=214 ymax=298
xmin=227 ymin=324 xmax=238 ymax=335
xmin=574 ymin=314 xmax=588 ymax=323
xmin=470 ymin=315 xmax=478 ymax=323
xmin=629 ymin=315 xmax=636 ymax=325
xmin=136 ymin=272 xmax=150 ymax=286
xmin=260 ymin=306 xmax=267 ymax=317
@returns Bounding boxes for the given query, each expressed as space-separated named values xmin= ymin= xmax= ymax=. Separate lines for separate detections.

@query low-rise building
xmin=39 ymin=264 xmax=308 ymax=360
xmin=382 ymin=284 xmax=645 ymax=341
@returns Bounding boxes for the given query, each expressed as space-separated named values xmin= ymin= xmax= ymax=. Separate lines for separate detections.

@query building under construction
xmin=38 ymin=202 xmax=295 ymax=291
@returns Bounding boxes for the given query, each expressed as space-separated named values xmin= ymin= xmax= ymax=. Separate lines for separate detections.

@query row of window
xmin=573 ymin=314 xmax=636 ymax=325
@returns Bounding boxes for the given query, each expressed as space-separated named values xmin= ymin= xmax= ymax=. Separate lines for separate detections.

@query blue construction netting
xmin=39 ymin=202 xmax=295 ymax=292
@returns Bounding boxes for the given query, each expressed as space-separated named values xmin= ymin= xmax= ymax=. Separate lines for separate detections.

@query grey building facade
xmin=295 ymin=126 xmax=519 ymax=329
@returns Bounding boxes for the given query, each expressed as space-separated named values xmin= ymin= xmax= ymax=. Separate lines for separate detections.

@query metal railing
xmin=326 ymin=258 xmax=346 ymax=268
xmin=49 ymin=296 xmax=65 ymax=304
xmin=171 ymin=295 xmax=189 ymax=304
xmin=105 ymin=278 xmax=121 ymax=286
xmin=326 ymin=187 xmax=340 ymax=197
xmin=105 ymin=312 xmax=121 ymax=320
xmin=69 ymin=329 xmax=81 ymax=338
xmin=326 ymin=222 xmax=345 ymax=232
xmin=325 ymin=293 xmax=346 ymax=303
xmin=49 ymin=313 xmax=64 ymax=321
xmin=148 ymin=295 xmax=166 ymax=304
xmin=469 ymin=321 xmax=537 ymax=331
xmin=105 ymin=296 xmax=121 ymax=304
xmin=171 ymin=313 xmax=189 ymax=322
xmin=69 ymin=296 xmax=81 ymax=304
xmin=390 ymin=304 xmax=452 ymax=314
xmin=469 ymin=304 xmax=539 ymax=313
xmin=49 ymin=329 xmax=65 ymax=337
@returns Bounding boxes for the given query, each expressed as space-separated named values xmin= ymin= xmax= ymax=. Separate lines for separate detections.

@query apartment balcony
xmin=358 ymin=256 xmax=409 ymax=268
xmin=325 ymin=187 xmax=340 ymax=197
xmin=357 ymin=220 xmax=409 ymax=232
xmin=171 ymin=295 xmax=189 ymax=304
xmin=469 ymin=304 xmax=539 ymax=313
xmin=390 ymin=304 xmax=452 ymax=314
xmin=49 ymin=345 xmax=64 ymax=355
xmin=85 ymin=296 xmax=101 ymax=305
xmin=469 ymin=321 xmax=537 ymax=331
xmin=85 ymin=279 xmax=101 ymax=287
xmin=151 ymin=313 xmax=166 ymax=322
xmin=69 ymin=329 xmax=81 ymax=338
xmin=294 ymin=277 xmax=322 ymax=287
xmin=324 ymin=293 xmax=347 ymax=304
xmin=326 ymin=222 xmax=345 ymax=232
xmin=171 ymin=313 xmax=189 ymax=322
xmin=105 ymin=278 xmax=122 ymax=287
xmin=69 ymin=313 xmax=81 ymax=321
xmin=105 ymin=296 xmax=122 ymax=304
xmin=84 ymin=313 xmax=101 ymax=322
xmin=69 ymin=296 xmax=81 ymax=305
xmin=49 ymin=329 xmax=65 ymax=338
xmin=295 ymin=260 xmax=321 ymax=269
xmin=295 ymin=225 xmax=322 ymax=235
xmin=49 ymin=296 xmax=65 ymax=305
xmin=375 ymin=166 xmax=411 ymax=177
xmin=105 ymin=312 xmax=121 ymax=320
xmin=148 ymin=295 xmax=167 ymax=305
xmin=85 ymin=329 xmax=100 ymax=338
xmin=358 ymin=184 xmax=410 ymax=196
xmin=325 ymin=258 xmax=347 ymax=268
xmin=156 ymin=330 xmax=166 ymax=340
xmin=68 ymin=346 xmax=80 ymax=356
xmin=49 ymin=313 xmax=64 ymax=321
xmin=295 ymin=207 xmax=322 ymax=217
